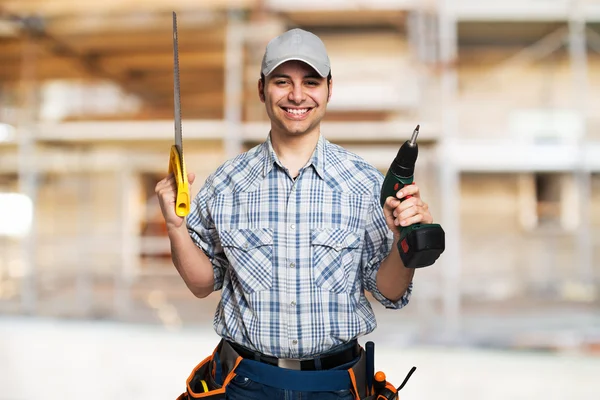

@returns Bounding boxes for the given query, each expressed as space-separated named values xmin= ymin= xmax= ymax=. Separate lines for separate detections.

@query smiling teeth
xmin=287 ymin=108 xmax=308 ymax=115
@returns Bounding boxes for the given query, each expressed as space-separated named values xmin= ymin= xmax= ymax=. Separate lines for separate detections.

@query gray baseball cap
xmin=261 ymin=28 xmax=331 ymax=78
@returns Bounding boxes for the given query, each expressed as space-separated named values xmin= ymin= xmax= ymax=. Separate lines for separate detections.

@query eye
xmin=306 ymin=80 xmax=320 ymax=86
xmin=275 ymin=80 xmax=288 ymax=85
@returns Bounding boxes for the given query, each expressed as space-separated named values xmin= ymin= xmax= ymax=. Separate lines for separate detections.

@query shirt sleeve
xmin=360 ymin=187 xmax=412 ymax=310
xmin=186 ymin=177 xmax=228 ymax=291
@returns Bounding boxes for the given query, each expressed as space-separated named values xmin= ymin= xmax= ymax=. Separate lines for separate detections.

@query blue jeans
xmin=225 ymin=374 xmax=355 ymax=400
xmin=225 ymin=344 xmax=360 ymax=400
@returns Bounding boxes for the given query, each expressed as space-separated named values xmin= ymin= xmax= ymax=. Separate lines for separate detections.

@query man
xmin=156 ymin=28 xmax=434 ymax=399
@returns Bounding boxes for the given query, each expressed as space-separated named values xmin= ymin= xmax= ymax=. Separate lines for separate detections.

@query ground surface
xmin=1 ymin=316 xmax=600 ymax=400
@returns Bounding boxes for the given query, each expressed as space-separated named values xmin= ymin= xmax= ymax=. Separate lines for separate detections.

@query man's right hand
xmin=154 ymin=171 xmax=214 ymax=298
xmin=155 ymin=172 xmax=196 ymax=230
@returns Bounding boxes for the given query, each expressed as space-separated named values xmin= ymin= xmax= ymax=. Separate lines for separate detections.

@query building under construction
xmin=0 ymin=0 xmax=599 ymax=349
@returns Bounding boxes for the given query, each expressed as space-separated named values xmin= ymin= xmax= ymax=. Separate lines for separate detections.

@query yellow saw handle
xmin=168 ymin=145 xmax=190 ymax=217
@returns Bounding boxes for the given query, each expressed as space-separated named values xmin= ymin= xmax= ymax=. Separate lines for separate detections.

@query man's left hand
xmin=382 ymin=183 xmax=433 ymax=235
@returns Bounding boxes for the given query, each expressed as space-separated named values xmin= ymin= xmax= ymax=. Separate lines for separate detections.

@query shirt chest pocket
xmin=220 ymin=228 xmax=273 ymax=294
xmin=311 ymin=228 xmax=361 ymax=294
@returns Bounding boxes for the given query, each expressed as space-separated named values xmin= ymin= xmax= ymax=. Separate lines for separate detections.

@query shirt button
xmin=289 ymin=262 xmax=295 ymax=268
xmin=291 ymin=301 xmax=296 ymax=306
xmin=292 ymin=340 xmax=298 ymax=345
xmin=290 ymin=224 xmax=296 ymax=230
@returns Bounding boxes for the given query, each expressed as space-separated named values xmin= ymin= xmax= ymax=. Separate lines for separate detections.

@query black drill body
xmin=380 ymin=125 xmax=445 ymax=268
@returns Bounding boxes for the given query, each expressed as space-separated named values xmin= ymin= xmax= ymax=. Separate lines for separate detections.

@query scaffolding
xmin=0 ymin=0 xmax=599 ymax=346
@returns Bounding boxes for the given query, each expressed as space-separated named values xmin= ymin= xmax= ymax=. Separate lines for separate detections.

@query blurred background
xmin=1 ymin=0 xmax=600 ymax=399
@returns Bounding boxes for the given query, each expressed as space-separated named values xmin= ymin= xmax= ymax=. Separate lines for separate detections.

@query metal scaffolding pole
xmin=17 ymin=32 xmax=40 ymax=314
xmin=224 ymin=9 xmax=245 ymax=159
xmin=76 ymin=147 xmax=93 ymax=316
xmin=408 ymin=6 xmax=440 ymax=125
xmin=437 ymin=0 xmax=461 ymax=342
xmin=568 ymin=1 xmax=594 ymax=292
xmin=114 ymin=163 xmax=139 ymax=318
xmin=408 ymin=8 xmax=437 ymax=65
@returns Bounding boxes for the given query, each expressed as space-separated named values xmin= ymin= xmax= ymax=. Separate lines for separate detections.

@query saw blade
xmin=172 ymin=11 xmax=183 ymax=159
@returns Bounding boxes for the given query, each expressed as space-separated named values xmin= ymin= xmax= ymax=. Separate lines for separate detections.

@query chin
xmin=286 ymin=125 xmax=313 ymax=136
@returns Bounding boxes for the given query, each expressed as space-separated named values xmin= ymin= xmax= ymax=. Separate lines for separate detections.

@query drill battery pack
xmin=398 ymin=223 xmax=445 ymax=268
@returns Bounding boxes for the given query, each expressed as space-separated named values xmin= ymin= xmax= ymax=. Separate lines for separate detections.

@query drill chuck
xmin=389 ymin=126 xmax=419 ymax=179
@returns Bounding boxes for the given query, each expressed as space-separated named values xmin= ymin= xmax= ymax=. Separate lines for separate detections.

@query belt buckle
xmin=277 ymin=358 xmax=302 ymax=370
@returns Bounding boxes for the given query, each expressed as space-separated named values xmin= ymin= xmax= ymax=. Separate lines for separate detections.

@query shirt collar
xmin=262 ymin=133 xmax=280 ymax=177
xmin=308 ymin=134 xmax=326 ymax=180
xmin=262 ymin=132 xmax=326 ymax=180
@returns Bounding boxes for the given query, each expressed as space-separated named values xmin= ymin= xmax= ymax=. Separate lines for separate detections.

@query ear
xmin=327 ymin=78 xmax=333 ymax=103
xmin=258 ymin=78 xmax=266 ymax=103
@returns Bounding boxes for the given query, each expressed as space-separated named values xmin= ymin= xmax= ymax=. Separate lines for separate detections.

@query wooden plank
xmin=0 ymin=51 xmax=224 ymax=80
xmin=0 ymin=57 xmax=90 ymax=80
xmin=49 ymin=28 xmax=225 ymax=55
xmin=279 ymin=10 xmax=407 ymax=28
xmin=128 ymin=90 xmax=225 ymax=118
xmin=97 ymin=50 xmax=224 ymax=74
xmin=458 ymin=21 xmax=566 ymax=46
xmin=242 ymin=121 xmax=442 ymax=143
xmin=41 ymin=12 xmax=227 ymax=36
xmin=152 ymin=91 xmax=224 ymax=107
xmin=127 ymin=70 xmax=224 ymax=94
xmin=268 ymin=0 xmax=418 ymax=11
xmin=0 ymin=37 xmax=66 ymax=61
xmin=0 ymin=150 xmax=226 ymax=173
xmin=0 ymin=0 xmax=258 ymax=17
xmin=133 ymin=106 xmax=223 ymax=120
xmin=34 ymin=119 xmax=226 ymax=141
xmin=54 ymin=104 xmax=224 ymax=120
xmin=0 ymin=36 xmax=102 ymax=81
xmin=0 ymin=38 xmax=25 ymax=61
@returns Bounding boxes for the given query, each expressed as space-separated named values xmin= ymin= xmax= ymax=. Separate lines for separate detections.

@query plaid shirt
xmin=187 ymin=134 xmax=411 ymax=358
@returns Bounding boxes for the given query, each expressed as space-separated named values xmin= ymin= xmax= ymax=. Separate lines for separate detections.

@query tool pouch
xmin=175 ymin=341 xmax=243 ymax=400
xmin=347 ymin=346 xmax=399 ymax=399
xmin=362 ymin=381 xmax=399 ymax=400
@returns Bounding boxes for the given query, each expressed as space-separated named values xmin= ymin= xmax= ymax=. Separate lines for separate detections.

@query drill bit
xmin=409 ymin=124 xmax=420 ymax=147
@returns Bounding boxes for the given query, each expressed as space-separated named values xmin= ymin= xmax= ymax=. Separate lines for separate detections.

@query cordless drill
xmin=380 ymin=125 xmax=445 ymax=268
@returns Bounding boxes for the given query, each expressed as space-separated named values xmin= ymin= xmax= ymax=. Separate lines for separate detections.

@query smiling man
xmin=157 ymin=28 xmax=435 ymax=400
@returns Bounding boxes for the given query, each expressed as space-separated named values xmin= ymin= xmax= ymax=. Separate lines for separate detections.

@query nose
xmin=288 ymin=83 xmax=304 ymax=104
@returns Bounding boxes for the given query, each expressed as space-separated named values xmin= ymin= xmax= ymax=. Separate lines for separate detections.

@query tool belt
xmin=175 ymin=340 xmax=403 ymax=400
xmin=228 ymin=339 xmax=361 ymax=371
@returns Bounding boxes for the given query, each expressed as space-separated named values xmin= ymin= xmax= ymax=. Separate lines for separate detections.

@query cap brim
xmin=263 ymin=57 xmax=329 ymax=78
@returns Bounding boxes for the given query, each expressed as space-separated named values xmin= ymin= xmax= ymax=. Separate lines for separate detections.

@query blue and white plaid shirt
xmin=187 ymin=134 xmax=411 ymax=358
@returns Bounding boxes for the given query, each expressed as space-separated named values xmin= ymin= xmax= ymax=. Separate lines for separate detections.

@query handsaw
xmin=168 ymin=11 xmax=190 ymax=217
